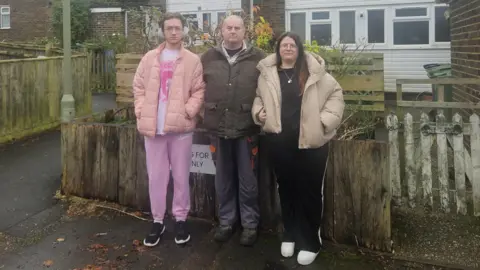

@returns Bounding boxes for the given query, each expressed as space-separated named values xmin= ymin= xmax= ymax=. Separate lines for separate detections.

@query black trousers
xmin=265 ymin=133 xmax=329 ymax=253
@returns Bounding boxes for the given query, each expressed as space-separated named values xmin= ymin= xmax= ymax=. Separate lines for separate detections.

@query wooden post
xmin=469 ymin=113 xmax=480 ymax=217
xmin=420 ymin=113 xmax=433 ymax=208
xmin=452 ymin=113 xmax=467 ymax=215
xmin=329 ymin=140 xmax=391 ymax=252
xmin=386 ymin=113 xmax=401 ymax=205
xmin=404 ymin=113 xmax=415 ymax=207
xmin=436 ymin=110 xmax=449 ymax=212
xmin=396 ymin=82 xmax=403 ymax=118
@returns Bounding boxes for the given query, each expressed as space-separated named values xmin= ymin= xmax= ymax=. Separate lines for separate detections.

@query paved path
xmin=0 ymin=94 xmax=116 ymax=234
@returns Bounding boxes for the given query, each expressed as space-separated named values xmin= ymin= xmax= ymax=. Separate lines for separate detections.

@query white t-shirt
xmin=156 ymin=49 xmax=179 ymax=135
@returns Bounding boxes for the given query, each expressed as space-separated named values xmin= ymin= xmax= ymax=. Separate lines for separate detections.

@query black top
xmin=279 ymin=68 xmax=302 ymax=135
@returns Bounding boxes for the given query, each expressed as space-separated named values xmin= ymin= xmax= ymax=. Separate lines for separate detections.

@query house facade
xmin=0 ymin=0 xmax=52 ymax=42
xmin=284 ymin=0 xmax=451 ymax=93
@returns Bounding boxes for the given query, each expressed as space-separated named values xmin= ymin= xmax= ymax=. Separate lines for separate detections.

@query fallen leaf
xmin=132 ymin=240 xmax=141 ymax=247
xmin=43 ymin=259 xmax=54 ymax=267
xmin=132 ymin=211 xmax=143 ymax=217
xmin=88 ymin=243 xmax=108 ymax=252
xmin=56 ymin=237 xmax=65 ymax=242
xmin=95 ymin=233 xmax=107 ymax=237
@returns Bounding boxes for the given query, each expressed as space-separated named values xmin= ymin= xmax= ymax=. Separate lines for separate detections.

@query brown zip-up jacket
xmin=201 ymin=44 xmax=265 ymax=138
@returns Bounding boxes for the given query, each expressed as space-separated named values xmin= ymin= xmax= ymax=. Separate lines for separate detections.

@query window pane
xmin=311 ymin=24 xmax=331 ymax=46
xmin=394 ymin=21 xmax=429 ymax=44
xmin=339 ymin=11 xmax=355 ymax=43
xmin=218 ymin=12 xmax=226 ymax=24
xmin=368 ymin=10 xmax=385 ymax=43
xmin=203 ymin=13 xmax=211 ymax=32
xmin=1 ymin=14 xmax=9 ymax=28
xmin=396 ymin=8 xmax=427 ymax=17
xmin=290 ymin=13 xmax=306 ymax=42
xmin=183 ymin=14 xmax=198 ymax=30
xmin=0 ymin=7 xmax=9 ymax=14
xmin=435 ymin=6 xmax=450 ymax=42
xmin=312 ymin=11 xmax=329 ymax=20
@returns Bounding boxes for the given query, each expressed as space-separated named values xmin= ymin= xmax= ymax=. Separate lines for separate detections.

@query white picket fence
xmin=386 ymin=111 xmax=480 ymax=216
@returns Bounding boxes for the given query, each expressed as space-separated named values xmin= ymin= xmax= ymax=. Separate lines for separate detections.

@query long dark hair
xmin=275 ymin=32 xmax=310 ymax=95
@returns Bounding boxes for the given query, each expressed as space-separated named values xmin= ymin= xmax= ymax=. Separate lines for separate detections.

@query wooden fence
xmin=0 ymin=56 xmax=91 ymax=143
xmin=0 ymin=42 xmax=63 ymax=60
xmin=61 ymin=109 xmax=392 ymax=252
xmin=388 ymin=78 xmax=480 ymax=216
xmin=327 ymin=52 xmax=385 ymax=112
xmin=90 ymin=49 xmax=117 ymax=93
xmin=115 ymin=52 xmax=385 ymax=112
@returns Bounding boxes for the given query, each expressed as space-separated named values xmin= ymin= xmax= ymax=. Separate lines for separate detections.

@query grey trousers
xmin=214 ymin=136 xmax=260 ymax=229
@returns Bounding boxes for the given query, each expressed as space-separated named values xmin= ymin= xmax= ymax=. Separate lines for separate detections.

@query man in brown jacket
xmin=201 ymin=15 xmax=265 ymax=246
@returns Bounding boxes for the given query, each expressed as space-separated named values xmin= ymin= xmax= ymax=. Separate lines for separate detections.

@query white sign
xmin=190 ymin=144 xmax=216 ymax=175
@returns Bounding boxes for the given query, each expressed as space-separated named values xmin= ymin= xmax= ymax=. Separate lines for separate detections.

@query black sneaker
xmin=213 ymin=225 xmax=234 ymax=242
xmin=239 ymin=228 xmax=258 ymax=246
xmin=174 ymin=221 xmax=191 ymax=245
xmin=143 ymin=222 xmax=165 ymax=247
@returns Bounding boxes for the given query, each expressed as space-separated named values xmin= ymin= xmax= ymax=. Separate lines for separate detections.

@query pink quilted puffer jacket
xmin=132 ymin=43 xmax=205 ymax=137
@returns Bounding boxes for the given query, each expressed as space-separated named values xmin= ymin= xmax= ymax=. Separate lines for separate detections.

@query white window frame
xmin=309 ymin=10 xmax=333 ymax=46
xmin=433 ymin=4 xmax=451 ymax=46
xmin=365 ymin=8 xmax=387 ymax=48
xmin=1 ymin=5 xmax=11 ymax=30
xmin=180 ymin=10 xmax=241 ymax=32
xmin=286 ymin=3 xmax=450 ymax=51
xmin=391 ymin=5 xmax=431 ymax=49
xmin=337 ymin=9 xmax=357 ymax=45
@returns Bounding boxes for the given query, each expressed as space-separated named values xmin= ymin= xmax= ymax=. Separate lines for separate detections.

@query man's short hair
xmin=159 ymin=12 xmax=186 ymax=31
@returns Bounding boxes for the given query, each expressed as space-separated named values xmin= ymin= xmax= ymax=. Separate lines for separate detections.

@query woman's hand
xmin=257 ymin=108 xmax=267 ymax=124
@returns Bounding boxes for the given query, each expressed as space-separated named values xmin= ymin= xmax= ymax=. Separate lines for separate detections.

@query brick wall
xmin=450 ymin=0 xmax=480 ymax=110
xmin=91 ymin=12 xmax=125 ymax=38
xmin=0 ymin=0 xmax=52 ymax=42
xmin=241 ymin=0 xmax=285 ymax=39
xmin=257 ymin=0 xmax=285 ymax=38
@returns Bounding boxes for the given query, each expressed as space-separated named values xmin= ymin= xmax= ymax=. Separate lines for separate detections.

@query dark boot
xmin=214 ymin=225 xmax=234 ymax=242
xmin=239 ymin=228 xmax=258 ymax=246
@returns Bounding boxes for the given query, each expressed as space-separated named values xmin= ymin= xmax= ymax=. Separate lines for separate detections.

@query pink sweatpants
xmin=144 ymin=133 xmax=193 ymax=223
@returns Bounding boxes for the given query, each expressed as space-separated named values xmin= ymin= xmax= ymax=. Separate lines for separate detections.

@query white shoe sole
xmin=175 ymin=234 xmax=191 ymax=245
xmin=143 ymin=225 xmax=166 ymax=247
xmin=281 ymin=242 xmax=295 ymax=258
xmin=297 ymin=251 xmax=319 ymax=266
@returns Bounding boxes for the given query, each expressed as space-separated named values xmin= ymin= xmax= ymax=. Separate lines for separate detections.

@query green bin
xmin=423 ymin=63 xmax=452 ymax=102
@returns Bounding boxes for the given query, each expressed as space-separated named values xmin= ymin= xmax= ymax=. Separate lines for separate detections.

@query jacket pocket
xmin=203 ymin=102 xmax=220 ymax=130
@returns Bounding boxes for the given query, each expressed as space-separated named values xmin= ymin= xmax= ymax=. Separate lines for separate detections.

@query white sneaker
xmin=297 ymin=250 xmax=319 ymax=265
xmin=280 ymin=242 xmax=295 ymax=258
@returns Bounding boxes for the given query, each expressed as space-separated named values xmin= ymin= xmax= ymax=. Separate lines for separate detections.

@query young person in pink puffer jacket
xmin=132 ymin=12 xmax=205 ymax=247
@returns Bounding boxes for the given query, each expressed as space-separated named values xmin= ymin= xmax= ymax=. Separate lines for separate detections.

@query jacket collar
xmin=257 ymin=52 xmax=327 ymax=77
xmin=257 ymin=52 xmax=327 ymax=92
xmin=155 ymin=42 xmax=188 ymax=59
xmin=215 ymin=41 xmax=254 ymax=62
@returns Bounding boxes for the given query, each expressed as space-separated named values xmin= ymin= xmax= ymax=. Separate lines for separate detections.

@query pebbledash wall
xmin=0 ymin=0 xmax=52 ymax=42
xmin=448 ymin=0 xmax=480 ymax=106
